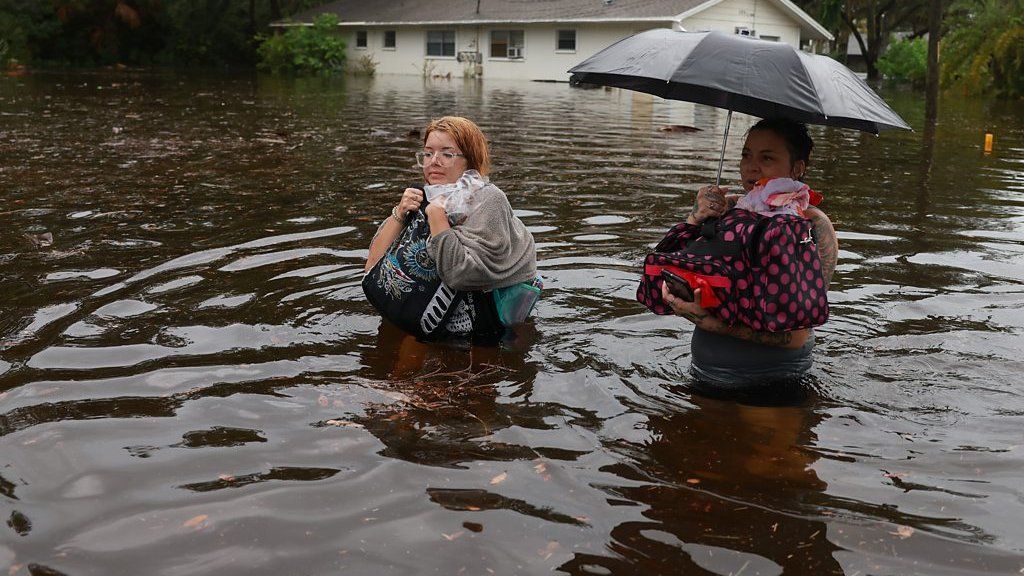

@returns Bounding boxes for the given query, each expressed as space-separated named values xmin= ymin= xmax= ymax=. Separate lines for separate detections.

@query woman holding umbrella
xmin=570 ymin=29 xmax=908 ymax=387
xmin=660 ymin=118 xmax=838 ymax=388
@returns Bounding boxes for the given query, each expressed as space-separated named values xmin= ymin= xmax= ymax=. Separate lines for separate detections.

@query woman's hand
xmin=686 ymin=185 xmax=729 ymax=225
xmin=367 ymin=188 xmax=424 ymax=272
xmin=424 ymin=202 xmax=447 ymax=219
xmin=661 ymin=282 xmax=711 ymax=325
xmin=424 ymin=199 xmax=450 ymax=237
xmin=661 ymin=283 xmax=809 ymax=348
xmin=395 ymin=188 xmax=424 ymax=220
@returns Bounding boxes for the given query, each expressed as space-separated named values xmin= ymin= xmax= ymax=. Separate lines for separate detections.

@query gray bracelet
xmin=391 ymin=206 xmax=404 ymax=224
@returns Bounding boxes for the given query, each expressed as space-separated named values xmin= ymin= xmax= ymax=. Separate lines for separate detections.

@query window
xmin=383 ymin=30 xmax=396 ymax=49
xmin=356 ymin=30 xmax=367 ymax=48
xmin=760 ymin=35 xmax=780 ymax=42
xmin=426 ymin=30 xmax=456 ymax=57
xmin=490 ymin=30 xmax=525 ymax=59
xmin=734 ymin=27 xmax=756 ymax=37
xmin=556 ymin=29 xmax=576 ymax=52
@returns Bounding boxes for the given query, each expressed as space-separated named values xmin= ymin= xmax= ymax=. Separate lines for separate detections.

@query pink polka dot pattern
xmin=636 ymin=209 xmax=830 ymax=332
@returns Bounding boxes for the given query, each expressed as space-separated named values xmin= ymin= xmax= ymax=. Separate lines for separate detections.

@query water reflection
xmin=353 ymin=323 xmax=553 ymax=468
xmin=585 ymin=394 xmax=844 ymax=575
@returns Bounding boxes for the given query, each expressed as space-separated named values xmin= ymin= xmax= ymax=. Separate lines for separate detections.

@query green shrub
xmin=877 ymin=37 xmax=927 ymax=86
xmin=0 ymin=10 xmax=29 ymax=67
xmin=943 ymin=0 xmax=1024 ymax=99
xmin=257 ymin=13 xmax=346 ymax=75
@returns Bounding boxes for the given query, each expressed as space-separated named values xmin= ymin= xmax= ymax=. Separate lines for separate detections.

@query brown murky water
xmin=1 ymin=70 xmax=1023 ymax=575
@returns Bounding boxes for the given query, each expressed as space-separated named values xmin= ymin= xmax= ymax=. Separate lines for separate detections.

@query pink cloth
xmin=735 ymin=177 xmax=810 ymax=217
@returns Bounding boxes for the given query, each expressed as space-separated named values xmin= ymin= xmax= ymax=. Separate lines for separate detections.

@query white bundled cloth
xmin=734 ymin=177 xmax=811 ymax=217
xmin=423 ymin=170 xmax=488 ymax=225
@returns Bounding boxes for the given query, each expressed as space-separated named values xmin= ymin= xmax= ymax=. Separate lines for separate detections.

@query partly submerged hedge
xmin=257 ymin=14 xmax=346 ymax=75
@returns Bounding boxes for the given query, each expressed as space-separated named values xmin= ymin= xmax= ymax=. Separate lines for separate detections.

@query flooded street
xmin=1 ymin=71 xmax=1023 ymax=575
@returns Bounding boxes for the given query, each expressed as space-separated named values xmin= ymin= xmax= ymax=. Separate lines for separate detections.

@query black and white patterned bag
xmin=362 ymin=205 xmax=501 ymax=340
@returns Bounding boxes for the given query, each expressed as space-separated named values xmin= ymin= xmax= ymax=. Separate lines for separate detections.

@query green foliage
xmin=792 ymin=0 xmax=931 ymax=79
xmin=256 ymin=14 xmax=346 ymax=75
xmin=0 ymin=0 xmax=61 ymax=65
xmin=877 ymin=37 xmax=928 ymax=85
xmin=39 ymin=0 xmax=166 ymax=65
xmin=0 ymin=12 xmax=25 ymax=67
xmin=943 ymin=0 xmax=1024 ymax=98
xmin=0 ymin=0 xmax=333 ymax=67
xmin=158 ymin=1 xmax=257 ymax=66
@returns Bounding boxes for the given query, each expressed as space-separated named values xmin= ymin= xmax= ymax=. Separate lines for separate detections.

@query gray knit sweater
xmin=426 ymin=182 xmax=536 ymax=291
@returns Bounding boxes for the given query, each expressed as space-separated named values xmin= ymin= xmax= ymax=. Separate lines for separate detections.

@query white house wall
xmin=344 ymin=23 xmax=671 ymax=81
xmin=339 ymin=0 xmax=807 ymax=80
xmin=680 ymin=0 xmax=801 ymax=46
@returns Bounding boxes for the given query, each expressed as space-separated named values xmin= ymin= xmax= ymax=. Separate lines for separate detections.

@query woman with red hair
xmin=364 ymin=116 xmax=537 ymax=339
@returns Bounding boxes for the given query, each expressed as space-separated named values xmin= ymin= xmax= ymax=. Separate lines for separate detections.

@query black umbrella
xmin=568 ymin=28 xmax=911 ymax=184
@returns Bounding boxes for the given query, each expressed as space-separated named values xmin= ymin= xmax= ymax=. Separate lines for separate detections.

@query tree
xmin=0 ymin=0 xmax=333 ymax=67
xmin=942 ymin=0 xmax=1024 ymax=98
xmin=795 ymin=0 xmax=931 ymax=79
xmin=925 ymin=0 xmax=942 ymax=120
xmin=49 ymin=0 xmax=165 ymax=64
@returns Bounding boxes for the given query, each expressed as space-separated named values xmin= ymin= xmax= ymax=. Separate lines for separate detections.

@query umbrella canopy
xmin=568 ymin=28 xmax=911 ymax=134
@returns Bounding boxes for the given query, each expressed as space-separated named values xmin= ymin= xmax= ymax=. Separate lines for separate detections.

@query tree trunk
xmin=270 ymin=0 xmax=282 ymax=21
xmin=864 ymin=0 xmax=879 ymax=79
xmin=865 ymin=0 xmax=896 ymax=80
xmin=249 ymin=0 xmax=257 ymax=36
xmin=924 ymin=0 xmax=941 ymax=122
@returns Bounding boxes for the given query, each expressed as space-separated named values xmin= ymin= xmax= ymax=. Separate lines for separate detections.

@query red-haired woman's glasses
xmin=415 ymin=150 xmax=465 ymax=168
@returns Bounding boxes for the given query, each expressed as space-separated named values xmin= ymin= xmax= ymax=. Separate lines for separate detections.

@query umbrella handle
xmin=715 ymin=110 xmax=733 ymax=187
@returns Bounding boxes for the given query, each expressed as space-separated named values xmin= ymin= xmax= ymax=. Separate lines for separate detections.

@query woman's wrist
xmin=391 ymin=205 xmax=404 ymax=224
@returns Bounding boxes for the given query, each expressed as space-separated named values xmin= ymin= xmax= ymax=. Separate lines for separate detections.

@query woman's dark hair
xmin=749 ymin=118 xmax=814 ymax=166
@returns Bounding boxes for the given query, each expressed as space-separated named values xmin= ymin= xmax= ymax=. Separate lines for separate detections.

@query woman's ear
xmin=791 ymin=159 xmax=807 ymax=180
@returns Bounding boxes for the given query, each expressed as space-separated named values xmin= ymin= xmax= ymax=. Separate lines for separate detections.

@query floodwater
xmin=1 ymin=70 xmax=1023 ymax=575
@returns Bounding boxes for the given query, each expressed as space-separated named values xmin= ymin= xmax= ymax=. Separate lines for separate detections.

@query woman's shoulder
xmin=479 ymin=180 xmax=507 ymax=198
xmin=803 ymin=205 xmax=831 ymax=222
xmin=474 ymin=181 xmax=513 ymax=209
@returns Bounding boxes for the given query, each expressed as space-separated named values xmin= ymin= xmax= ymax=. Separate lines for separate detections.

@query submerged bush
xmin=877 ymin=37 xmax=927 ymax=86
xmin=349 ymin=53 xmax=376 ymax=76
xmin=0 ymin=9 xmax=30 ymax=68
xmin=257 ymin=13 xmax=346 ymax=75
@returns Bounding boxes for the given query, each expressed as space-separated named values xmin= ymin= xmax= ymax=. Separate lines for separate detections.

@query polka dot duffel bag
xmin=636 ymin=208 xmax=829 ymax=332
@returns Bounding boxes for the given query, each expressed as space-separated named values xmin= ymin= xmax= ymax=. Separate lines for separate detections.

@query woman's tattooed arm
xmin=805 ymin=206 xmax=838 ymax=287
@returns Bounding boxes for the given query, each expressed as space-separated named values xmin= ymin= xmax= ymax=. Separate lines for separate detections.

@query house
xmin=279 ymin=0 xmax=834 ymax=81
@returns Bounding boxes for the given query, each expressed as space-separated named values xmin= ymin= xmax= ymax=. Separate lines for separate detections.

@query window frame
xmin=489 ymin=29 xmax=525 ymax=60
xmin=355 ymin=30 xmax=368 ymax=49
xmin=556 ymin=29 xmax=577 ymax=53
xmin=383 ymin=30 xmax=396 ymax=50
xmin=425 ymin=29 xmax=456 ymax=58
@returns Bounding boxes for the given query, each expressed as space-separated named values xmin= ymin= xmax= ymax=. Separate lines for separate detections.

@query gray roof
xmin=286 ymin=0 xmax=706 ymax=25
xmin=280 ymin=0 xmax=834 ymax=41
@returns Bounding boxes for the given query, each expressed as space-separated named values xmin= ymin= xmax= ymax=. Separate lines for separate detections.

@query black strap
xmin=747 ymin=216 xmax=773 ymax=260
xmin=685 ymin=240 xmax=743 ymax=258
xmin=680 ymin=216 xmax=742 ymax=257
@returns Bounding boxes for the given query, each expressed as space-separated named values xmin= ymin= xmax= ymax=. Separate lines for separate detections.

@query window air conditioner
xmin=507 ymin=47 xmax=523 ymax=59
